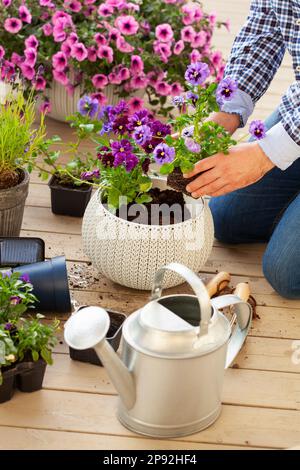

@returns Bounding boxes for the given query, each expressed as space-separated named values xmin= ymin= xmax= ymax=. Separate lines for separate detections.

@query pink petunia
xmin=97 ymin=45 xmax=114 ymax=63
xmin=155 ymin=81 xmax=172 ymax=96
xmin=4 ymin=18 xmax=23 ymax=34
xmin=155 ymin=23 xmax=174 ymax=43
xmin=130 ymin=74 xmax=148 ymax=89
xmin=3 ymin=0 xmax=12 ymax=6
xmin=40 ymin=100 xmax=51 ymax=115
xmin=11 ymin=52 xmax=22 ymax=66
xmin=61 ymin=41 xmax=72 ymax=57
xmin=173 ymin=40 xmax=184 ymax=55
xmin=71 ymin=43 xmax=88 ymax=61
xmin=94 ymin=33 xmax=107 ymax=46
xmin=209 ymin=12 xmax=217 ymax=28
xmin=91 ymin=92 xmax=107 ymax=106
xmin=53 ymin=69 xmax=69 ymax=86
xmin=42 ymin=23 xmax=53 ymax=36
xmin=108 ymin=27 xmax=121 ymax=42
xmin=34 ymin=75 xmax=47 ymax=91
xmin=87 ymin=46 xmax=98 ymax=62
xmin=115 ymin=15 xmax=139 ymax=35
xmin=181 ymin=26 xmax=196 ymax=43
xmin=24 ymin=48 xmax=37 ymax=67
xmin=191 ymin=31 xmax=206 ymax=48
xmin=118 ymin=67 xmax=130 ymax=81
xmin=130 ymin=55 xmax=144 ymax=75
xmin=170 ymin=82 xmax=184 ymax=96
xmin=92 ymin=74 xmax=108 ymax=89
xmin=1 ymin=60 xmax=15 ymax=81
xmin=0 ymin=46 xmax=5 ymax=60
xmin=98 ymin=3 xmax=114 ymax=17
xmin=190 ymin=49 xmax=201 ymax=63
xmin=116 ymin=36 xmax=134 ymax=53
xmin=20 ymin=63 xmax=35 ymax=81
xmin=19 ymin=5 xmax=32 ymax=24
xmin=108 ymin=72 xmax=122 ymax=84
xmin=52 ymin=51 xmax=68 ymax=71
xmin=25 ymin=35 xmax=39 ymax=49
xmin=68 ymin=32 xmax=79 ymax=45
xmin=128 ymin=96 xmax=144 ymax=113
xmin=64 ymin=0 xmax=82 ymax=12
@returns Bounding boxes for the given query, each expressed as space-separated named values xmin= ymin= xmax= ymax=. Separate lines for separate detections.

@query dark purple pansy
xmin=112 ymin=116 xmax=129 ymax=135
xmin=150 ymin=120 xmax=171 ymax=138
xmin=127 ymin=109 xmax=149 ymax=130
xmin=216 ymin=77 xmax=238 ymax=103
xmin=142 ymin=138 xmax=162 ymax=154
xmin=249 ymin=120 xmax=267 ymax=140
xmin=20 ymin=273 xmax=30 ymax=284
xmin=111 ymin=139 xmax=132 ymax=158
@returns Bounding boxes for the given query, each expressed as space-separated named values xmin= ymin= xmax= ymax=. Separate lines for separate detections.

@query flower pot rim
xmin=49 ymin=174 xmax=93 ymax=193
xmin=97 ymin=176 xmax=205 ymax=229
xmin=0 ymin=169 xmax=29 ymax=194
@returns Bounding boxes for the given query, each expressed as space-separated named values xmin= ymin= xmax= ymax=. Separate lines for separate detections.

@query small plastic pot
xmin=13 ymin=256 xmax=72 ymax=313
xmin=69 ymin=308 xmax=126 ymax=366
xmin=49 ymin=175 xmax=92 ymax=218
xmin=0 ymin=237 xmax=45 ymax=267
xmin=16 ymin=360 xmax=47 ymax=393
xmin=0 ymin=368 xmax=16 ymax=403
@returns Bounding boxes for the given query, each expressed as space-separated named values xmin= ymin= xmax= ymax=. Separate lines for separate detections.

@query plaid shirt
xmin=221 ymin=0 xmax=300 ymax=170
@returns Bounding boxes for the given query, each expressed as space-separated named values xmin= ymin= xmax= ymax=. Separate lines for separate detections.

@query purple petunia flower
xmin=186 ymin=91 xmax=199 ymax=107
xmin=216 ymin=77 xmax=238 ymax=103
xmin=153 ymin=143 xmax=175 ymax=165
xmin=185 ymin=62 xmax=210 ymax=86
xmin=150 ymin=120 xmax=171 ymax=139
xmin=20 ymin=273 xmax=30 ymax=284
xmin=78 ymin=95 xmax=99 ymax=118
xmin=114 ymin=153 xmax=139 ymax=172
xmin=249 ymin=120 xmax=267 ymax=140
xmin=111 ymin=139 xmax=133 ymax=158
xmin=133 ymin=125 xmax=152 ymax=145
xmin=184 ymin=138 xmax=201 ymax=153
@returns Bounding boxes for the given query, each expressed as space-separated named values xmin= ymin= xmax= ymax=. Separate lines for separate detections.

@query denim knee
xmin=263 ymin=247 xmax=300 ymax=299
xmin=209 ymin=196 xmax=238 ymax=244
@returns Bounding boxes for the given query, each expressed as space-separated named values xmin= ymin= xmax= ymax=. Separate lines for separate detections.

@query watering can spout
xmin=64 ymin=306 xmax=136 ymax=410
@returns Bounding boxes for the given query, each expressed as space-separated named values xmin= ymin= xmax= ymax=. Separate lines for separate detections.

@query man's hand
xmin=185 ymin=142 xmax=275 ymax=198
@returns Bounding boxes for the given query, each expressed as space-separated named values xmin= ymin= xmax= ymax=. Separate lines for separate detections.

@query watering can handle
xmin=151 ymin=262 xmax=211 ymax=337
xmin=211 ymin=294 xmax=252 ymax=369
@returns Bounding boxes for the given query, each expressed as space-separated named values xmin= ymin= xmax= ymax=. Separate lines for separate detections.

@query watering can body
xmin=64 ymin=263 xmax=252 ymax=438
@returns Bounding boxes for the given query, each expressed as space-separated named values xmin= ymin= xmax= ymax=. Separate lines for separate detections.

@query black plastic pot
xmin=49 ymin=175 xmax=92 ymax=217
xmin=69 ymin=309 xmax=126 ymax=366
xmin=0 ymin=368 xmax=16 ymax=404
xmin=13 ymin=256 xmax=72 ymax=313
xmin=16 ymin=360 xmax=47 ymax=393
xmin=0 ymin=237 xmax=45 ymax=268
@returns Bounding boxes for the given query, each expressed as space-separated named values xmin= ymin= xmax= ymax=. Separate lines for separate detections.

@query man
xmin=184 ymin=0 xmax=300 ymax=299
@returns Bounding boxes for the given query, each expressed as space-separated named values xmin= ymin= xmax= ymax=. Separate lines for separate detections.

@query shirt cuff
xmin=220 ymin=88 xmax=254 ymax=127
xmin=258 ymin=122 xmax=300 ymax=170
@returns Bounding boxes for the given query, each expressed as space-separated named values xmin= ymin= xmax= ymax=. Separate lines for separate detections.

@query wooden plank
xmin=42 ymin=355 xmax=300 ymax=410
xmin=53 ymin=336 xmax=300 ymax=375
xmin=0 ymin=426 xmax=255 ymax=450
xmin=0 ymin=390 xmax=299 ymax=448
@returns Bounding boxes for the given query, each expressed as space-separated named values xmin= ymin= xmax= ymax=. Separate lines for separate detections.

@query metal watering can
xmin=64 ymin=263 xmax=252 ymax=438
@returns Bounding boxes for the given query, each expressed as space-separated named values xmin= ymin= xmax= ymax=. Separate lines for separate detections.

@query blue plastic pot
xmin=13 ymin=256 xmax=71 ymax=313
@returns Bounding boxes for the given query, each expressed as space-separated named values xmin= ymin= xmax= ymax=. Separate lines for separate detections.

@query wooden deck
xmin=1 ymin=0 xmax=300 ymax=451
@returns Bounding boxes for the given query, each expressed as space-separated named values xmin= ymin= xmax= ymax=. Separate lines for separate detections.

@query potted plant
xmin=37 ymin=116 xmax=102 ymax=217
xmin=0 ymin=1 xmax=228 ymax=120
xmin=0 ymin=86 xmax=46 ymax=236
xmin=0 ymin=271 xmax=60 ymax=402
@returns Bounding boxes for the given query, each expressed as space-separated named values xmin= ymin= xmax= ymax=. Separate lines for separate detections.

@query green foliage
xmin=0 ymin=87 xmax=46 ymax=176
xmin=0 ymin=326 xmax=17 ymax=385
xmin=0 ymin=272 xmax=37 ymax=324
xmin=15 ymin=314 xmax=60 ymax=365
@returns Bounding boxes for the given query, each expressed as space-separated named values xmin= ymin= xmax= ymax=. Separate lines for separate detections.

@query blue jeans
xmin=209 ymin=110 xmax=300 ymax=299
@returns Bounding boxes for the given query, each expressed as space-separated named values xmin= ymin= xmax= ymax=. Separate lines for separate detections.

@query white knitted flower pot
xmin=48 ymin=82 xmax=145 ymax=122
xmin=82 ymin=177 xmax=214 ymax=290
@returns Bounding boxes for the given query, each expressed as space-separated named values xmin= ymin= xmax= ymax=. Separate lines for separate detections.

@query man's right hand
xmin=209 ymin=111 xmax=241 ymax=135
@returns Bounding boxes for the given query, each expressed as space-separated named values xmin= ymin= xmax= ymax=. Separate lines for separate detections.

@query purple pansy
xmin=142 ymin=138 xmax=162 ymax=154
xmin=20 ymin=273 xmax=30 ymax=284
xmin=153 ymin=143 xmax=175 ymax=165
xmin=111 ymin=140 xmax=133 ymax=158
xmin=150 ymin=120 xmax=171 ymax=138
xmin=78 ymin=95 xmax=99 ymax=118
xmin=10 ymin=296 xmax=21 ymax=305
xmin=184 ymin=138 xmax=201 ymax=153
xmin=133 ymin=125 xmax=152 ymax=145
xmin=127 ymin=109 xmax=149 ymax=130
xmin=185 ymin=62 xmax=210 ymax=86
xmin=172 ymin=95 xmax=185 ymax=108
xmin=249 ymin=120 xmax=267 ymax=140
xmin=216 ymin=77 xmax=238 ymax=103
xmin=114 ymin=153 xmax=139 ymax=172
xmin=186 ymin=91 xmax=199 ymax=107
xmin=112 ymin=116 xmax=129 ymax=135
xmin=4 ymin=323 xmax=13 ymax=331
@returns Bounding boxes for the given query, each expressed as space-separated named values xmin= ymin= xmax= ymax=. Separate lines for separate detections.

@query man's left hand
xmin=185 ymin=142 xmax=275 ymax=198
